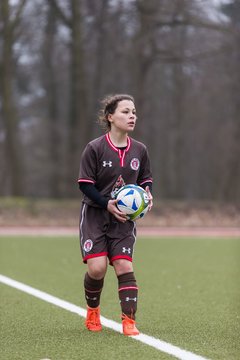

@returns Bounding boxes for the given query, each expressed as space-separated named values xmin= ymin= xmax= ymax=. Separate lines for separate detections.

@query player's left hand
xmin=145 ymin=186 xmax=153 ymax=211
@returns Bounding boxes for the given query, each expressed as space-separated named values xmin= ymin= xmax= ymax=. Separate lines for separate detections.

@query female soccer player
xmin=78 ymin=94 xmax=153 ymax=335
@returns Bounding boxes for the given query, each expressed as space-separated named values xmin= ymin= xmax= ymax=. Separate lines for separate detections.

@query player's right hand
xmin=107 ymin=199 xmax=128 ymax=223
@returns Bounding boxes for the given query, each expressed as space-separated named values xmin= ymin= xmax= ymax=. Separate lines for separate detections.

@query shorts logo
xmin=130 ymin=158 xmax=140 ymax=171
xmin=122 ymin=247 xmax=131 ymax=254
xmin=83 ymin=239 xmax=93 ymax=252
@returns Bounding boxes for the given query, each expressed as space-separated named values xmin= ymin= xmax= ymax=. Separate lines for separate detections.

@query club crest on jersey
xmin=83 ymin=239 xmax=93 ymax=252
xmin=130 ymin=158 xmax=140 ymax=170
xmin=103 ymin=160 xmax=112 ymax=167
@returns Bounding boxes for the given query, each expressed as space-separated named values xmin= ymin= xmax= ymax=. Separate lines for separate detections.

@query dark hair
xmin=98 ymin=94 xmax=135 ymax=131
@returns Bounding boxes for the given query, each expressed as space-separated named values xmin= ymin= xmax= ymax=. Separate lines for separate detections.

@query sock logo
xmin=86 ymin=295 xmax=97 ymax=301
xmin=125 ymin=297 xmax=137 ymax=302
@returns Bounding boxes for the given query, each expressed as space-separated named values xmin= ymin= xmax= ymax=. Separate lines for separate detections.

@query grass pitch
xmin=0 ymin=235 xmax=240 ymax=360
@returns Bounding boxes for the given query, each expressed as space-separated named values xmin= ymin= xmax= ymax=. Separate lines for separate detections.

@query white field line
xmin=0 ymin=274 xmax=210 ymax=360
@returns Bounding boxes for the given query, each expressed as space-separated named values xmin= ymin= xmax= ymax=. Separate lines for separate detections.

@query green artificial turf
xmin=0 ymin=235 xmax=239 ymax=360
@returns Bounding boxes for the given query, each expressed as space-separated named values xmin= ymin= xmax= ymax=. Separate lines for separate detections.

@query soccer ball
xmin=115 ymin=184 xmax=149 ymax=221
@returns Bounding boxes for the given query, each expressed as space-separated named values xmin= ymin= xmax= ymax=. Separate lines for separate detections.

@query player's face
xmin=108 ymin=100 xmax=137 ymax=133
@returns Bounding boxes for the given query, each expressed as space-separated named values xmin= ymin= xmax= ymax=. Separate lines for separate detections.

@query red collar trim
xmin=105 ymin=133 xmax=131 ymax=152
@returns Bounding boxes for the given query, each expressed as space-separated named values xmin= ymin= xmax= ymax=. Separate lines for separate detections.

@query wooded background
xmin=0 ymin=0 xmax=239 ymax=201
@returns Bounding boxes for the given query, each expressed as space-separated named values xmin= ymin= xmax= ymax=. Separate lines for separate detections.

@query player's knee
xmin=87 ymin=259 xmax=107 ymax=279
xmin=89 ymin=268 xmax=105 ymax=279
xmin=113 ymin=259 xmax=133 ymax=276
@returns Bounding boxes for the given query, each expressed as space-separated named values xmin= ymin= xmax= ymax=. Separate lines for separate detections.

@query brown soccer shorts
xmin=79 ymin=203 xmax=137 ymax=265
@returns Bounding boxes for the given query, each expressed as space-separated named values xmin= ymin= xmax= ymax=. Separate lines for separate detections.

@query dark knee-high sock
xmin=84 ymin=272 xmax=104 ymax=308
xmin=118 ymin=272 xmax=138 ymax=319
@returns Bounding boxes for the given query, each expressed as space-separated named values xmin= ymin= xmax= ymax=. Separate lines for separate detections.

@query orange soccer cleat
xmin=122 ymin=314 xmax=139 ymax=336
xmin=85 ymin=306 xmax=102 ymax=332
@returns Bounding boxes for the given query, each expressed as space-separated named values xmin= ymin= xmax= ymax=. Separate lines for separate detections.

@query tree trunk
xmin=68 ymin=0 xmax=88 ymax=195
xmin=0 ymin=0 xmax=24 ymax=195
xmin=48 ymin=0 xmax=88 ymax=196
xmin=43 ymin=4 xmax=61 ymax=197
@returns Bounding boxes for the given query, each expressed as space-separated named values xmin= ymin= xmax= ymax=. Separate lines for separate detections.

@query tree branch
xmin=149 ymin=43 xmax=234 ymax=65
xmin=47 ymin=0 xmax=72 ymax=28
xmin=155 ymin=16 xmax=236 ymax=35
xmin=11 ymin=0 xmax=27 ymax=32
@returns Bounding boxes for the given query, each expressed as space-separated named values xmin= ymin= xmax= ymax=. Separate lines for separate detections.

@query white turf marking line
xmin=0 ymin=274 xmax=209 ymax=360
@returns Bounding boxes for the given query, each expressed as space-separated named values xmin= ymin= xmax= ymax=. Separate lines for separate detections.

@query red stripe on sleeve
xmin=78 ymin=178 xmax=95 ymax=184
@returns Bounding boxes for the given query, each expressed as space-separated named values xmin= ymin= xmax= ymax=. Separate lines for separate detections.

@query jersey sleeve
xmin=78 ymin=143 xmax=97 ymax=185
xmin=137 ymin=146 xmax=153 ymax=187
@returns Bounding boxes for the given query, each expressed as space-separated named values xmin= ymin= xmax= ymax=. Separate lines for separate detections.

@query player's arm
xmin=137 ymin=146 xmax=153 ymax=210
xmin=79 ymin=182 xmax=127 ymax=223
xmin=137 ymin=181 xmax=153 ymax=211
xmin=79 ymin=182 xmax=109 ymax=209
xmin=140 ymin=181 xmax=152 ymax=193
xmin=78 ymin=144 xmax=110 ymax=209
xmin=144 ymin=185 xmax=153 ymax=211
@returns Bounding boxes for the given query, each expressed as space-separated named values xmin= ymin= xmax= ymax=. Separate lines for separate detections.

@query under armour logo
xmin=125 ymin=297 xmax=137 ymax=302
xmin=86 ymin=295 xmax=97 ymax=301
xmin=103 ymin=160 xmax=112 ymax=167
xmin=122 ymin=247 xmax=131 ymax=254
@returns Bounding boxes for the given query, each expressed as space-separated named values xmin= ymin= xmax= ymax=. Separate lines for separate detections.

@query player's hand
xmin=107 ymin=199 xmax=128 ymax=223
xmin=145 ymin=186 xmax=153 ymax=211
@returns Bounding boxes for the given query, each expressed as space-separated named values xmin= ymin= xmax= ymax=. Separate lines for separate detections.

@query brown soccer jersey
xmin=78 ymin=133 xmax=153 ymax=207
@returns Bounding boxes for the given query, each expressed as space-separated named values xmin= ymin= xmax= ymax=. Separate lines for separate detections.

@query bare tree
xmin=219 ymin=0 xmax=240 ymax=201
xmin=42 ymin=3 xmax=61 ymax=197
xmin=0 ymin=0 xmax=27 ymax=195
xmin=47 ymin=0 xmax=88 ymax=196
xmin=83 ymin=0 xmax=109 ymax=138
xmin=132 ymin=0 xmax=237 ymax=200
xmin=0 ymin=0 xmax=239 ymax=201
